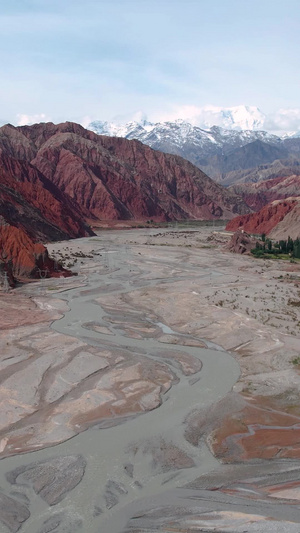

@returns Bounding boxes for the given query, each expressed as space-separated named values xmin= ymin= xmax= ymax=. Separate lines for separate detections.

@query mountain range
xmin=89 ymin=118 xmax=300 ymax=186
xmin=0 ymin=121 xmax=250 ymax=281
xmin=102 ymin=105 xmax=300 ymax=136
xmin=1 ymin=116 xmax=299 ymax=282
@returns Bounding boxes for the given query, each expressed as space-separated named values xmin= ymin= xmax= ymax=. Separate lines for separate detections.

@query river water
xmin=0 ymin=235 xmax=240 ymax=532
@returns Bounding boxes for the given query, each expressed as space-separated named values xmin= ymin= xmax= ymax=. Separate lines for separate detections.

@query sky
xmin=1 ymin=0 xmax=300 ymax=132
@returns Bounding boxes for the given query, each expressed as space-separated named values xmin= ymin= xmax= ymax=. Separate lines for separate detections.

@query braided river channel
xmin=0 ymin=231 xmax=243 ymax=532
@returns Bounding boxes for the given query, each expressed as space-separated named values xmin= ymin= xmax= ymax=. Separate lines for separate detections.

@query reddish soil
xmin=212 ymin=397 xmax=300 ymax=462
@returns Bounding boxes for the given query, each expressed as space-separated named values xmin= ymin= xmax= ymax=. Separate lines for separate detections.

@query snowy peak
xmin=88 ymin=118 xmax=280 ymax=158
xmin=89 ymin=106 xmax=266 ymax=140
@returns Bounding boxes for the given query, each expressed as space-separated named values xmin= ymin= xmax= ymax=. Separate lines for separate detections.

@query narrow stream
xmin=0 ymin=237 xmax=240 ymax=533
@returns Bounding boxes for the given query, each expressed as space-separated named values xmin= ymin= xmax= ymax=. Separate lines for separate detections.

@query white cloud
xmin=153 ymin=105 xmax=266 ymax=131
xmin=112 ymin=110 xmax=148 ymax=125
xmin=16 ymin=113 xmax=51 ymax=126
xmin=264 ymin=109 xmax=300 ymax=135
xmin=153 ymin=105 xmax=300 ymax=136
xmin=80 ymin=115 xmax=93 ymax=129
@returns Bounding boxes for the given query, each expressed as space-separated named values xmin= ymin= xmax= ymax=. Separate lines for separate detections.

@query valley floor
xmin=0 ymin=226 xmax=300 ymax=532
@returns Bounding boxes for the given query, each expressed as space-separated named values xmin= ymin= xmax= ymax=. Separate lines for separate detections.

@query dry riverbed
xmin=0 ymin=226 xmax=300 ymax=532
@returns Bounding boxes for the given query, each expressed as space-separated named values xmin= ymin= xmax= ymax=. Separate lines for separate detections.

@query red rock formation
xmin=15 ymin=121 xmax=250 ymax=222
xmin=0 ymin=153 xmax=94 ymax=241
xmin=226 ymin=198 xmax=298 ymax=236
xmin=0 ymin=225 xmax=71 ymax=280
xmin=230 ymin=175 xmax=300 ymax=211
xmin=225 ymin=230 xmax=259 ymax=254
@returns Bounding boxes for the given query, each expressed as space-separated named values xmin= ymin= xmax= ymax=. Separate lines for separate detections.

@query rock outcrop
xmin=0 ymin=226 xmax=71 ymax=280
xmin=225 ymin=230 xmax=259 ymax=254
xmin=0 ymin=153 xmax=93 ymax=242
xmin=226 ymin=198 xmax=300 ymax=237
xmin=229 ymin=174 xmax=300 ymax=211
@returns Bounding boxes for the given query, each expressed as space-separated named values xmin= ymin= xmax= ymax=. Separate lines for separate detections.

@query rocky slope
xmin=226 ymin=197 xmax=300 ymax=238
xmin=0 ymin=152 xmax=93 ymax=242
xmin=8 ymin=121 xmax=249 ymax=221
xmin=217 ymin=157 xmax=300 ymax=186
xmin=269 ymin=200 xmax=300 ymax=240
xmin=201 ymin=140 xmax=289 ymax=183
xmin=225 ymin=230 xmax=259 ymax=254
xmin=229 ymin=174 xmax=300 ymax=210
xmin=0 ymin=225 xmax=71 ymax=282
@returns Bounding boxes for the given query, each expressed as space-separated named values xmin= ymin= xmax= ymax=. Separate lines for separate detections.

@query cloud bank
xmin=16 ymin=113 xmax=51 ymax=126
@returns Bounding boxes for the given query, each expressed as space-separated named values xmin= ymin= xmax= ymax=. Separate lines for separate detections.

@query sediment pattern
xmin=0 ymin=227 xmax=299 ymax=532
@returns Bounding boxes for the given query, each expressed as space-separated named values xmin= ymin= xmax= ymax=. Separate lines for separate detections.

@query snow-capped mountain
xmin=88 ymin=116 xmax=300 ymax=186
xmin=89 ymin=118 xmax=280 ymax=163
xmin=88 ymin=105 xmax=269 ymax=142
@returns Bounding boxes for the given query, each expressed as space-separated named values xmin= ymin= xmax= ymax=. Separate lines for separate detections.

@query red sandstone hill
xmin=7 ymin=121 xmax=249 ymax=222
xmin=0 ymin=121 xmax=250 ymax=281
xmin=0 ymin=226 xmax=71 ymax=284
xmin=229 ymin=175 xmax=300 ymax=211
xmin=0 ymin=153 xmax=94 ymax=242
xmin=226 ymin=197 xmax=300 ymax=239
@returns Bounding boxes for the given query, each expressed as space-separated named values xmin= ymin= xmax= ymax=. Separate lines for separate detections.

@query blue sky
xmin=0 ymin=0 xmax=300 ymax=129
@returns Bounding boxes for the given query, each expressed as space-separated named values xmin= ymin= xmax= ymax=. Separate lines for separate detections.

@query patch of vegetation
xmin=251 ymin=236 xmax=300 ymax=260
xmin=291 ymin=357 xmax=300 ymax=366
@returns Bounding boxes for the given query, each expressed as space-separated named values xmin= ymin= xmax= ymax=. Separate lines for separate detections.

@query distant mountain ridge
xmin=88 ymin=117 xmax=300 ymax=186
xmin=89 ymin=118 xmax=280 ymax=160
xmin=229 ymin=175 xmax=300 ymax=211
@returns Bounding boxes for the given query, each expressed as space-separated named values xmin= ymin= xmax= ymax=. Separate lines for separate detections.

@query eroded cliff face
xmin=0 ymin=153 xmax=94 ymax=242
xmin=0 ymin=226 xmax=71 ymax=280
xmin=226 ymin=198 xmax=299 ymax=236
xmin=6 ymin=121 xmax=248 ymax=221
xmin=28 ymin=126 xmax=249 ymax=221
